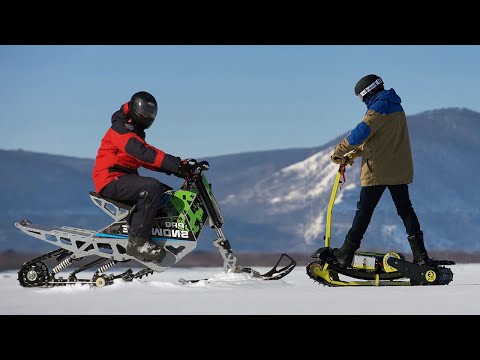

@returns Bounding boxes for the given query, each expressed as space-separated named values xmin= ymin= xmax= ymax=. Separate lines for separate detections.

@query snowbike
xmin=15 ymin=163 xmax=296 ymax=288
xmin=306 ymin=156 xmax=455 ymax=287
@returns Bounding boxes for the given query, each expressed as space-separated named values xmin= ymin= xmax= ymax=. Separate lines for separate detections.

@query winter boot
xmin=408 ymin=231 xmax=429 ymax=265
xmin=332 ymin=235 xmax=360 ymax=267
xmin=126 ymin=235 xmax=166 ymax=262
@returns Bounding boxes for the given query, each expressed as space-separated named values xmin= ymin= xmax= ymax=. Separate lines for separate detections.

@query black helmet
xmin=354 ymin=74 xmax=384 ymax=102
xmin=129 ymin=91 xmax=158 ymax=130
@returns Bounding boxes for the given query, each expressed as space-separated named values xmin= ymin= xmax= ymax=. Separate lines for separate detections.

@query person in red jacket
xmin=92 ymin=91 xmax=206 ymax=262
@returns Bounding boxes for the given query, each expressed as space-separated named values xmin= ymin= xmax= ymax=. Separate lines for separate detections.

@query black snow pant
xmin=346 ymin=184 xmax=421 ymax=245
xmin=100 ymin=174 xmax=173 ymax=239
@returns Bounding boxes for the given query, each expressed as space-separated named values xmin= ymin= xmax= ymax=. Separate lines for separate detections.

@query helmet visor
xmin=131 ymin=100 xmax=157 ymax=129
xmin=135 ymin=100 xmax=157 ymax=120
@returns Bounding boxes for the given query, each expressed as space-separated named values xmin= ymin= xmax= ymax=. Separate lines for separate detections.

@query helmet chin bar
xmin=132 ymin=112 xmax=155 ymax=130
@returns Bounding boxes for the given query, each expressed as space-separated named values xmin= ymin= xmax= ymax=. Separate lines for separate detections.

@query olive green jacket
xmin=332 ymin=89 xmax=414 ymax=187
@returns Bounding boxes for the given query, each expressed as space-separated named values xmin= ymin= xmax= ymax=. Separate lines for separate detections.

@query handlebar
xmin=192 ymin=162 xmax=210 ymax=175
xmin=183 ymin=161 xmax=210 ymax=180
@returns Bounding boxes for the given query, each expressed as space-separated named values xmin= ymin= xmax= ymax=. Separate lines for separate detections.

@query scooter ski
xmin=15 ymin=163 xmax=296 ymax=288
xmin=306 ymin=155 xmax=455 ymax=287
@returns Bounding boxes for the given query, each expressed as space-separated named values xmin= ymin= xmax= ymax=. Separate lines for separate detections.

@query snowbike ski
xmin=306 ymin=155 xmax=455 ymax=287
xmin=15 ymin=163 xmax=296 ymax=288
xmin=178 ymin=253 xmax=296 ymax=284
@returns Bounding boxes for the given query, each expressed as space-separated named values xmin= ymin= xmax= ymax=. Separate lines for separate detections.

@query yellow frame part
xmin=310 ymin=262 xmax=411 ymax=286
xmin=325 ymin=164 xmax=345 ymax=248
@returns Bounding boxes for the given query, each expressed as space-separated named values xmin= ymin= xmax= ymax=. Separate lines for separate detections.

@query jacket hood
xmin=111 ymin=107 xmax=128 ymax=125
xmin=110 ymin=105 xmax=146 ymax=138
xmin=366 ymin=88 xmax=401 ymax=108
xmin=366 ymin=88 xmax=403 ymax=114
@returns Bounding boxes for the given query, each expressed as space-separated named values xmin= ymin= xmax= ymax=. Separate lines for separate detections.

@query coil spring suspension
xmin=51 ymin=258 xmax=73 ymax=274
xmin=97 ymin=261 xmax=116 ymax=274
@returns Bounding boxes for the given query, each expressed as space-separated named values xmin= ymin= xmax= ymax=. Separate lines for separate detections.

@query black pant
xmin=100 ymin=174 xmax=172 ymax=239
xmin=347 ymin=184 xmax=421 ymax=245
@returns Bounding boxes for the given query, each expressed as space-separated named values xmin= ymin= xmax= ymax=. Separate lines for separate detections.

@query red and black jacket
xmin=92 ymin=103 xmax=182 ymax=193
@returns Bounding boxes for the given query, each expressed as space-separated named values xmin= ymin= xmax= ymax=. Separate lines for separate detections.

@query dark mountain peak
xmin=410 ymin=107 xmax=480 ymax=129
xmin=416 ymin=107 xmax=478 ymax=118
xmin=408 ymin=108 xmax=480 ymax=151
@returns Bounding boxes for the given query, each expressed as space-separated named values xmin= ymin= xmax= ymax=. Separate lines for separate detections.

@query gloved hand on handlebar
xmin=177 ymin=158 xmax=210 ymax=178
xmin=331 ymin=154 xmax=344 ymax=165
xmin=344 ymin=150 xmax=359 ymax=166
xmin=331 ymin=150 xmax=359 ymax=166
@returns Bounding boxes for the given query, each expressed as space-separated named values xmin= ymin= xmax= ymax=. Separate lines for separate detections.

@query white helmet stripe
xmin=359 ymin=78 xmax=383 ymax=97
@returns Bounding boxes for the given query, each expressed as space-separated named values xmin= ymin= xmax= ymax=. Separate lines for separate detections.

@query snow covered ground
xmin=1 ymin=263 xmax=479 ymax=315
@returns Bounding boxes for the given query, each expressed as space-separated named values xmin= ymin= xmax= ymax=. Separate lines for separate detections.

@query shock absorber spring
xmin=97 ymin=261 xmax=116 ymax=274
xmin=51 ymin=257 xmax=73 ymax=274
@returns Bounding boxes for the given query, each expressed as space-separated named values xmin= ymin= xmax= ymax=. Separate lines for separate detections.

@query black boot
xmin=332 ymin=235 xmax=360 ymax=267
xmin=408 ymin=231 xmax=429 ymax=265
xmin=126 ymin=235 xmax=166 ymax=262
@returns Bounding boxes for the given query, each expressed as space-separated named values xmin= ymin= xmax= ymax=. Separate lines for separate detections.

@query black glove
xmin=178 ymin=158 xmax=210 ymax=178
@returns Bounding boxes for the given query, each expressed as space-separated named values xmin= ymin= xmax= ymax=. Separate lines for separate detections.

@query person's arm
xmin=111 ymin=130 xmax=182 ymax=175
xmin=331 ymin=110 xmax=383 ymax=162
xmin=143 ymin=155 xmax=182 ymax=175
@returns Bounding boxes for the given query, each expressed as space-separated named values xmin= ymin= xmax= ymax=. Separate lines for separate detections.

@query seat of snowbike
xmin=89 ymin=191 xmax=134 ymax=211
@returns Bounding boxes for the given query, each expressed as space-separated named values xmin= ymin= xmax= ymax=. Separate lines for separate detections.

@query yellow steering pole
xmin=324 ymin=162 xmax=347 ymax=248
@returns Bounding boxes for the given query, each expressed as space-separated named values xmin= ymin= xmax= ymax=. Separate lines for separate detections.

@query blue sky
xmin=1 ymin=45 xmax=479 ymax=160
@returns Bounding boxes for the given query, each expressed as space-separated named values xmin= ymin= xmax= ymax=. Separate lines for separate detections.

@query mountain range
xmin=1 ymin=107 xmax=479 ymax=258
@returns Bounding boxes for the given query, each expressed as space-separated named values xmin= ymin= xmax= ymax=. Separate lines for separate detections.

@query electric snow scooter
xmin=306 ymin=156 xmax=455 ymax=287
xmin=15 ymin=163 xmax=296 ymax=288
